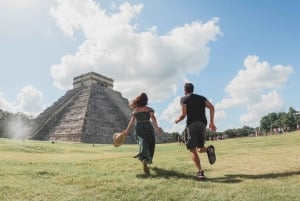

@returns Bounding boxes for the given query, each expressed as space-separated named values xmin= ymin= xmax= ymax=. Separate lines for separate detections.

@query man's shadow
xmin=136 ymin=167 xmax=300 ymax=184
xmin=204 ymin=170 xmax=300 ymax=183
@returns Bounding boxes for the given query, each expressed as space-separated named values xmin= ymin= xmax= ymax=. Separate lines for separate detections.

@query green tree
xmin=260 ymin=115 xmax=271 ymax=134
xmin=276 ymin=112 xmax=287 ymax=128
xmin=268 ymin=112 xmax=278 ymax=131
xmin=296 ymin=109 xmax=300 ymax=127
xmin=286 ymin=107 xmax=297 ymax=130
xmin=241 ymin=126 xmax=255 ymax=136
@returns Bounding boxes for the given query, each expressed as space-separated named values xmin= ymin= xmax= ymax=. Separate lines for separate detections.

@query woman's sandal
xmin=142 ymin=159 xmax=150 ymax=174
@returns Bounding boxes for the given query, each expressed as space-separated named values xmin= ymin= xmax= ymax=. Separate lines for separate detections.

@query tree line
xmin=260 ymin=107 xmax=300 ymax=134
xmin=221 ymin=107 xmax=300 ymax=138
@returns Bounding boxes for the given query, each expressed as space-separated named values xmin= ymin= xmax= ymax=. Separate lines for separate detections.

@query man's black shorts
xmin=184 ymin=121 xmax=206 ymax=149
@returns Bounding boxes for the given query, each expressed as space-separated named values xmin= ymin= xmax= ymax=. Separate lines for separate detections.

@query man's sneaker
xmin=197 ymin=170 xmax=205 ymax=180
xmin=142 ymin=159 xmax=150 ymax=175
xmin=207 ymin=145 xmax=216 ymax=165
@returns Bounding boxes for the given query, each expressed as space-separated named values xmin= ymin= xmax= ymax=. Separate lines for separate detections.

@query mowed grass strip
xmin=0 ymin=131 xmax=299 ymax=201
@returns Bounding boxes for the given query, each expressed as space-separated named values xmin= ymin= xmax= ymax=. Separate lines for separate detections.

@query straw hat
xmin=113 ymin=132 xmax=126 ymax=147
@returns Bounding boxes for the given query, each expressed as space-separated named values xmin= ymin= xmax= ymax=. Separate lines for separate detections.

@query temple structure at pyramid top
xmin=73 ymin=72 xmax=114 ymax=89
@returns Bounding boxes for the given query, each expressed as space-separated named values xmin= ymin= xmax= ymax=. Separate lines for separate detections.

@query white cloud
xmin=217 ymin=55 xmax=293 ymax=128
xmin=225 ymin=55 xmax=293 ymax=98
xmin=216 ymin=97 xmax=248 ymax=109
xmin=215 ymin=109 xmax=226 ymax=122
xmin=49 ymin=0 xmax=222 ymax=102
xmin=161 ymin=96 xmax=182 ymax=123
xmin=240 ymin=91 xmax=284 ymax=127
xmin=0 ymin=86 xmax=44 ymax=117
xmin=159 ymin=96 xmax=185 ymax=133
xmin=16 ymin=86 xmax=44 ymax=116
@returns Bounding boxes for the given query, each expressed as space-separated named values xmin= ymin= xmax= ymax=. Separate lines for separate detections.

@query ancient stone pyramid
xmin=30 ymin=72 xmax=136 ymax=144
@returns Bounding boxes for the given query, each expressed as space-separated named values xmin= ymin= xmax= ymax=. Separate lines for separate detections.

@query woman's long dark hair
xmin=130 ymin=93 xmax=148 ymax=108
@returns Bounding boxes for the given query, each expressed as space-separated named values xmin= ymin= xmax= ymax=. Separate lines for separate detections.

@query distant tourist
xmin=175 ymin=83 xmax=217 ymax=180
xmin=123 ymin=93 xmax=162 ymax=174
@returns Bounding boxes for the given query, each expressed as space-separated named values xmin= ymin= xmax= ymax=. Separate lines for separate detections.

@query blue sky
xmin=0 ymin=0 xmax=299 ymax=133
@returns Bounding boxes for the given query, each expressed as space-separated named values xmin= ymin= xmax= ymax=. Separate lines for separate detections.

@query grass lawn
xmin=0 ymin=131 xmax=299 ymax=201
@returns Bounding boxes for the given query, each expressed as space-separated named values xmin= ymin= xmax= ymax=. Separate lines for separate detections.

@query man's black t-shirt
xmin=181 ymin=93 xmax=207 ymax=126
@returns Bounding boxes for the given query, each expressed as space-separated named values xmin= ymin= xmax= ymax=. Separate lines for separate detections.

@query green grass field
xmin=1 ymin=131 xmax=299 ymax=201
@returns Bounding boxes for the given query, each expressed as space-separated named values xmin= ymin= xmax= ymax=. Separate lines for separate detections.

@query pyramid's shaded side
xmin=30 ymin=84 xmax=135 ymax=144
